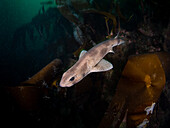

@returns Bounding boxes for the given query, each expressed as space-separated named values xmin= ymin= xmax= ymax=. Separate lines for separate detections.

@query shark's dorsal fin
xmin=79 ymin=50 xmax=87 ymax=59
xmin=90 ymin=59 xmax=113 ymax=73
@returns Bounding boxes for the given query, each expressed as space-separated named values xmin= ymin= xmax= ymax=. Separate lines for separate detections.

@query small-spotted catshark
xmin=60 ymin=37 xmax=124 ymax=87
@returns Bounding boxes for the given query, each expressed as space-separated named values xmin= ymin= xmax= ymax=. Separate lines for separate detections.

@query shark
xmin=59 ymin=37 xmax=125 ymax=87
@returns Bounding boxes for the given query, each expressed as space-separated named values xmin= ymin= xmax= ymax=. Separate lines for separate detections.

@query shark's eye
xmin=69 ymin=77 xmax=75 ymax=81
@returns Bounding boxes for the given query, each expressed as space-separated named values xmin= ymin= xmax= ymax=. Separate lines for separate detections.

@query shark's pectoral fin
xmin=90 ymin=59 xmax=113 ymax=73
xmin=79 ymin=50 xmax=87 ymax=59
xmin=109 ymin=49 xmax=115 ymax=53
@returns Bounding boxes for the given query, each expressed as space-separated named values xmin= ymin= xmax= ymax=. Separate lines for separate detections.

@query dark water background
xmin=0 ymin=0 xmax=40 ymax=85
xmin=0 ymin=0 xmax=68 ymax=86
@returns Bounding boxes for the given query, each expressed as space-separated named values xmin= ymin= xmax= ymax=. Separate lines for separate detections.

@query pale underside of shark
xmin=59 ymin=37 xmax=124 ymax=87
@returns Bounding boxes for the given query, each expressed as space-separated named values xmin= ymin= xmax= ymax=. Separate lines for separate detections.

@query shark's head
xmin=59 ymin=69 xmax=84 ymax=87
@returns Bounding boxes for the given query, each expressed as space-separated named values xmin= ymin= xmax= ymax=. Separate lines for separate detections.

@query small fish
xmin=59 ymin=37 xmax=124 ymax=87
xmin=144 ymin=102 xmax=156 ymax=115
xmin=137 ymin=118 xmax=149 ymax=128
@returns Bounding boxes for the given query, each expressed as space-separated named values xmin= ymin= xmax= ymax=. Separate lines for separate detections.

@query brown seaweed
xmin=99 ymin=53 xmax=167 ymax=128
xmin=22 ymin=59 xmax=63 ymax=87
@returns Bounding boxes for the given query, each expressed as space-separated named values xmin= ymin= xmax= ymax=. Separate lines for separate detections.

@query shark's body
xmin=60 ymin=38 xmax=124 ymax=87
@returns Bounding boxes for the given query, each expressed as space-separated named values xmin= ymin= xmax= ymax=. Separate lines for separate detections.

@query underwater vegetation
xmin=99 ymin=53 xmax=167 ymax=128
xmin=1 ymin=0 xmax=170 ymax=128
xmin=12 ymin=7 xmax=73 ymax=51
xmin=2 ymin=52 xmax=169 ymax=128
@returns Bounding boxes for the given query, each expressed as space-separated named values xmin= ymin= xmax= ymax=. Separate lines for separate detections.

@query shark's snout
xmin=59 ymin=81 xmax=66 ymax=87
xmin=59 ymin=80 xmax=64 ymax=87
xmin=59 ymin=81 xmax=73 ymax=87
xmin=59 ymin=83 xmax=64 ymax=87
